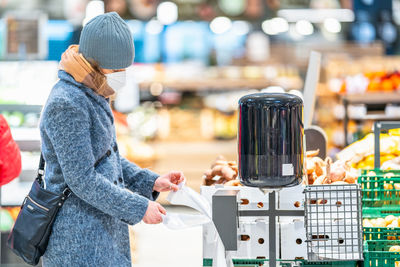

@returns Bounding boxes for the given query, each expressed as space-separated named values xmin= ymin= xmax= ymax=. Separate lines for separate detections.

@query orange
xmin=364 ymin=72 xmax=375 ymax=79
xmin=367 ymin=80 xmax=380 ymax=92
xmin=382 ymin=79 xmax=394 ymax=91
xmin=340 ymin=82 xmax=346 ymax=93
xmin=375 ymin=71 xmax=386 ymax=79
xmin=391 ymin=76 xmax=400 ymax=89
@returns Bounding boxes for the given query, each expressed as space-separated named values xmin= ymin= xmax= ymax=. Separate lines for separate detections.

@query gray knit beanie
xmin=79 ymin=12 xmax=134 ymax=69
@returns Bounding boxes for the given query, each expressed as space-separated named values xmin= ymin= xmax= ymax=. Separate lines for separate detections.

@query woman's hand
xmin=143 ymin=201 xmax=166 ymax=224
xmin=153 ymin=171 xmax=185 ymax=192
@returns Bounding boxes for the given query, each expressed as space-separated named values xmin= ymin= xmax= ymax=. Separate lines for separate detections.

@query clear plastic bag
xmin=161 ymin=213 xmax=210 ymax=230
xmin=163 ymin=182 xmax=233 ymax=267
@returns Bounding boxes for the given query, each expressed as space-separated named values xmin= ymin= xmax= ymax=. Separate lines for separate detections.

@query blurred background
xmin=1 ymin=0 xmax=400 ymax=266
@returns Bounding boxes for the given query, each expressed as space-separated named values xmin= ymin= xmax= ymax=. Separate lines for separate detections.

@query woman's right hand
xmin=143 ymin=201 xmax=166 ymax=224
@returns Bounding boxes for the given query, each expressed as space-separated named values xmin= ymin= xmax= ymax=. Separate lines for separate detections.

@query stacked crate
xmin=359 ymin=169 xmax=400 ymax=267
xmin=203 ymin=258 xmax=357 ymax=267
xmin=201 ymin=185 xmax=362 ymax=267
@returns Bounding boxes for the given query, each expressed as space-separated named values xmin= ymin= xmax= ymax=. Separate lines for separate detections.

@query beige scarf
xmin=59 ymin=45 xmax=115 ymax=98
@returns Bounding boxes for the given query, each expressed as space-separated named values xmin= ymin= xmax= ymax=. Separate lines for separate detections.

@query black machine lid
xmin=239 ymin=93 xmax=303 ymax=107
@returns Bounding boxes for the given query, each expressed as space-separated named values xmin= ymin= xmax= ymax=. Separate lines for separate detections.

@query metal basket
xmin=304 ymin=184 xmax=363 ymax=261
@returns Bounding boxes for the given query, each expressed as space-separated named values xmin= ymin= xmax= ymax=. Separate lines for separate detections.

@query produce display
xmin=5 ymin=206 xmax=20 ymax=221
xmin=363 ymin=215 xmax=400 ymax=255
xmin=157 ymin=108 xmax=208 ymax=141
xmin=389 ymin=245 xmax=400 ymax=252
xmin=212 ymin=111 xmax=237 ymax=140
xmin=202 ymin=150 xmax=360 ymax=187
xmin=339 ymin=71 xmax=400 ymax=94
xmin=203 ymin=91 xmax=250 ymax=140
xmin=113 ymin=110 xmax=157 ymax=168
xmin=157 ymin=107 xmax=240 ymax=141
xmin=361 ymin=170 xmax=400 ymax=191
xmin=135 ymin=64 xmax=303 ymax=91
xmin=336 ymin=129 xmax=400 ymax=170
xmin=363 ymin=215 xmax=400 ymax=228
xmin=117 ymin=136 xmax=156 ymax=168
xmin=305 ymin=149 xmax=358 ymax=185
xmin=0 ymin=207 xmax=20 ymax=232
xmin=114 ymin=106 xmax=158 ymax=140
xmin=1 ymin=111 xmax=40 ymax=128
xmin=361 ymin=169 xmax=400 ymax=266
xmin=202 ymin=156 xmax=241 ymax=186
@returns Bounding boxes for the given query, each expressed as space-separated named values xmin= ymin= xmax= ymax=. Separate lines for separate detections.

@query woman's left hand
xmin=153 ymin=171 xmax=185 ymax=192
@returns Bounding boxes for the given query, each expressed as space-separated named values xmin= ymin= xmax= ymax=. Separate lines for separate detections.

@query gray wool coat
xmin=39 ymin=70 xmax=159 ymax=266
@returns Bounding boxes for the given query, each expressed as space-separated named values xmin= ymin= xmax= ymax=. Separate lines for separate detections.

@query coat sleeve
xmin=44 ymin=99 xmax=148 ymax=225
xmin=120 ymin=157 xmax=159 ymax=200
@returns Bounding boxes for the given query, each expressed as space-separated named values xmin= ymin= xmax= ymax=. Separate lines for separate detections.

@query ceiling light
xmin=262 ymin=19 xmax=277 ymax=35
xmin=295 ymin=20 xmax=314 ymax=36
xmin=210 ymin=16 xmax=232 ymax=34
xmin=157 ymin=1 xmax=178 ymax=25
xmin=145 ymin=19 xmax=163 ymax=35
xmin=278 ymin=9 xmax=354 ymax=23
xmin=323 ymin=18 xmax=341 ymax=33
xmin=262 ymin=17 xmax=289 ymax=35
xmin=232 ymin=20 xmax=250 ymax=35
xmin=83 ymin=0 xmax=104 ymax=26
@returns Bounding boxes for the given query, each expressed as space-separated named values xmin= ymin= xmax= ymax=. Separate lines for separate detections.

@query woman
xmin=40 ymin=12 xmax=184 ymax=266
xmin=0 ymin=114 xmax=21 ymax=186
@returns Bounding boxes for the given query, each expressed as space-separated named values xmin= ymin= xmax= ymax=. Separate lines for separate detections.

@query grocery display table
xmin=342 ymin=93 xmax=400 ymax=145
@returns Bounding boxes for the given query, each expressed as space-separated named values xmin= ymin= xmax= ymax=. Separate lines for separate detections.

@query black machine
xmin=238 ymin=93 xmax=304 ymax=188
xmin=209 ymin=92 xmax=363 ymax=267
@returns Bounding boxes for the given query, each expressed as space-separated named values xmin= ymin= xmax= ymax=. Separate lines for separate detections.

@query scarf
xmin=59 ymin=45 xmax=115 ymax=98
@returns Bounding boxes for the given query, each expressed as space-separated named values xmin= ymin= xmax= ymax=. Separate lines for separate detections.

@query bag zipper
xmin=27 ymin=195 xmax=50 ymax=212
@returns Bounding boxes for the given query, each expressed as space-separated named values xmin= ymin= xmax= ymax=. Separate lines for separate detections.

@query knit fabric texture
xmin=79 ymin=12 xmax=134 ymax=69
xmin=40 ymin=70 xmax=159 ymax=266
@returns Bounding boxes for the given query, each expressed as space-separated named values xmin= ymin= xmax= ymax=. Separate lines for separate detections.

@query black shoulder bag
xmin=7 ymin=154 xmax=72 ymax=266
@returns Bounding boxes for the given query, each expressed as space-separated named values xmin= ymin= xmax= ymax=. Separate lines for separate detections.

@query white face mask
xmin=105 ymin=71 xmax=126 ymax=92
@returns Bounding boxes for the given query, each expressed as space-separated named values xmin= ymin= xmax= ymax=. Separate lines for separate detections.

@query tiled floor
xmin=132 ymin=206 xmax=203 ymax=267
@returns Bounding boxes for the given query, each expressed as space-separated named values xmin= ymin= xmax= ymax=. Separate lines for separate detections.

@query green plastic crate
xmin=364 ymin=227 xmax=400 ymax=241
xmin=300 ymin=261 xmax=357 ymax=267
xmin=203 ymin=258 xmax=356 ymax=267
xmin=359 ymin=169 xmax=400 ymax=217
xmin=203 ymin=258 xmax=266 ymax=267
xmin=364 ymin=240 xmax=400 ymax=267
xmin=362 ymin=207 xmax=400 ymax=218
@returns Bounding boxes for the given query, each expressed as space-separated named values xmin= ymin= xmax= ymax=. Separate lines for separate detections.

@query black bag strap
xmin=36 ymin=153 xmax=72 ymax=198
xmin=36 ymin=153 xmax=45 ymax=181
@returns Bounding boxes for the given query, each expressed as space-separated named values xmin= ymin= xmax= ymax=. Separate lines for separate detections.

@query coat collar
xmin=58 ymin=70 xmax=114 ymax=124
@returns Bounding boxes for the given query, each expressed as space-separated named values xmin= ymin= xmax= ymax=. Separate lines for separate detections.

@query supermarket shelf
xmin=11 ymin=128 xmax=41 ymax=151
xmin=349 ymin=114 xmax=400 ymax=121
xmin=139 ymin=79 xmax=271 ymax=91
xmin=0 ymin=104 xmax=42 ymax=114
xmin=342 ymin=93 xmax=400 ymax=146
xmin=15 ymin=140 xmax=41 ymax=151
xmin=342 ymin=92 xmax=400 ymax=105
xmin=1 ymin=179 xmax=32 ymax=206
xmin=139 ymin=79 xmax=302 ymax=91
xmin=19 ymin=169 xmax=37 ymax=182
